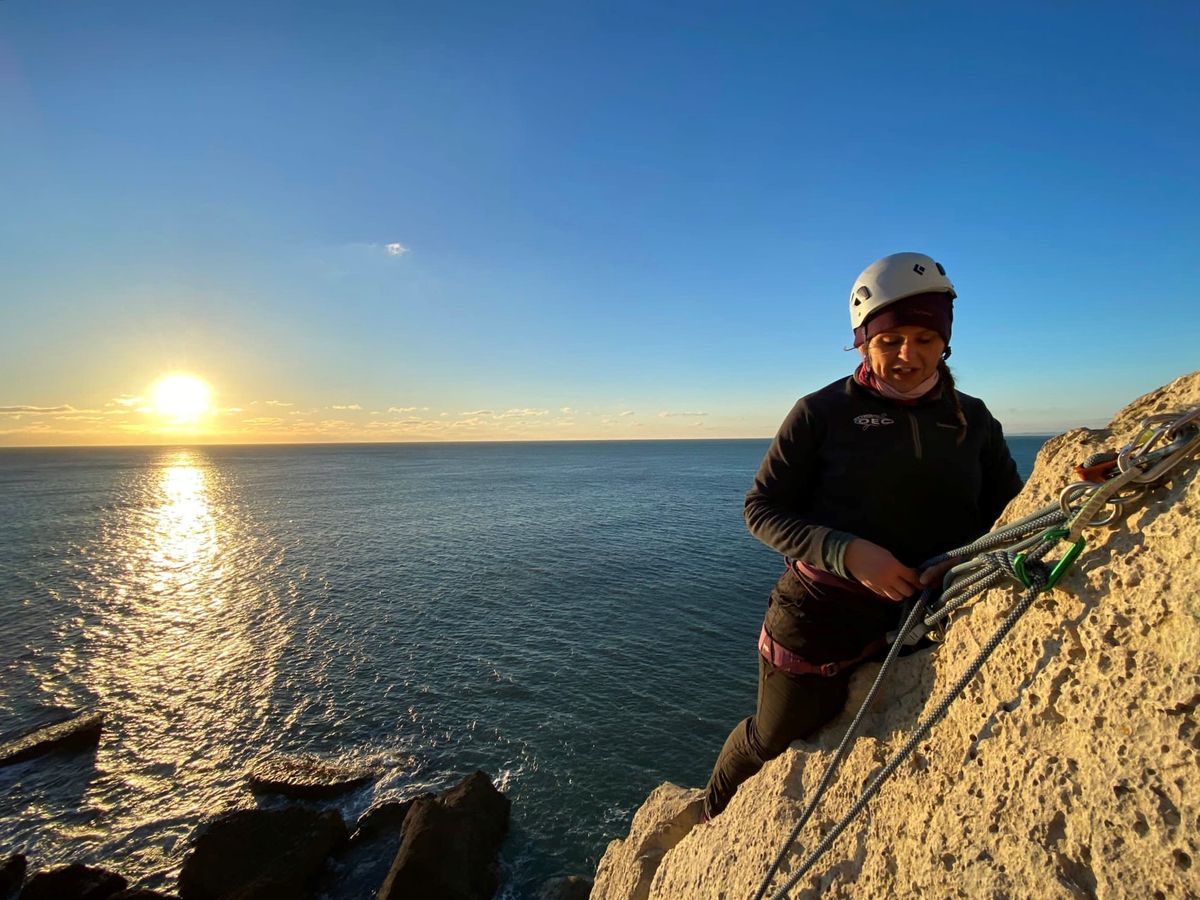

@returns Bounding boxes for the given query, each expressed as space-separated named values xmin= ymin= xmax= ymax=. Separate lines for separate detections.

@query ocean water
xmin=0 ymin=436 xmax=1047 ymax=897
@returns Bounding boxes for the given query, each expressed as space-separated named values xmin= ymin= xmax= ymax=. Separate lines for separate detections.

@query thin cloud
xmin=263 ymin=400 xmax=294 ymax=408
xmin=332 ymin=404 xmax=363 ymax=411
xmin=388 ymin=406 xmax=429 ymax=413
xmin=498 ymin=408 xmax=548 ymax=419
xmin=108 ymin=395 xmax=144 ymax=408
xmin=459 ymin=410 xmax=494 ymax=417
xmin=619 ymin=410 xmax=635 ymax=417
xmin=560 ymin=407 xmax=575 ymax=415
xmin=386 ymin=243 xmax=409 ymax=256
xmin=0 ymin=405 xmax=75 ymax=414
xmin=658 ymin=411 xmax=709 ymax=418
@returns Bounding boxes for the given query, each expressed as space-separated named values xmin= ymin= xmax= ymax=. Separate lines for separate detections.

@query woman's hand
xmin=844 ymin=538 xmax=921 ymax=602
xmin=918 ymin=559 xmax=957 ymax=590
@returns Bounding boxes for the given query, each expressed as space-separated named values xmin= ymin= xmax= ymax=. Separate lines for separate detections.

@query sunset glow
xmin=152 ymin=375 xmax=212 ymax=426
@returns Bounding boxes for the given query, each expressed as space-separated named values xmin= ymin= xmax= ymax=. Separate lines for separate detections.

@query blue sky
xmin=1 ymin=1 xmax=1197 ymax=444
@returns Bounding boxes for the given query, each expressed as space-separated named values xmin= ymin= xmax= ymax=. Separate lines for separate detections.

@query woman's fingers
xmin=846 ymin=539 xmax=920 ymax=601
xmin=919 ymin=559 xmax=956 ymax=587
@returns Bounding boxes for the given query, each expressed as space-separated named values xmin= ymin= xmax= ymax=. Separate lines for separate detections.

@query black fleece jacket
xmin=747 ymin=375 xmax=1024 ymax=660
xmin=747 ymin=375 xmax=1022 ymax=569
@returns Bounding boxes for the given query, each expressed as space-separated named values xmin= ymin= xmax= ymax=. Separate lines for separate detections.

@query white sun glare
xmin=152 ymin=374 xmax=213 ymax=425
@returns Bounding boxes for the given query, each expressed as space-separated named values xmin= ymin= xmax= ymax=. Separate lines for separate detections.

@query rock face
xmin=0 ymin=711 xmax=103 ymax=767
xmin=377 ymin=771 xmax=510 ymax=900
xmin=592 ymin=371 xmax=1200 ymax=899
xmin=349 ymin=793 xmax=434 ymax=847
xmin=591 ymin=784 xmax=703 ymax=900
xmin=177 ymin=806 xmax=347 ymax=899
xmin=246 ymin=754 xmax=377 ymax=799
xmin=536 ymin=874 xmax=593 ymax=900
xmin=17 ymin=863 xmax=126 ymax=899
xmin=0 ymin=854 xmax=26 ymax=897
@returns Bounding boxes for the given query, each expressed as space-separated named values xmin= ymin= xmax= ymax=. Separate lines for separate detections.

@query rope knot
xmin=986 ymin=550 xmax=1050 ymax=591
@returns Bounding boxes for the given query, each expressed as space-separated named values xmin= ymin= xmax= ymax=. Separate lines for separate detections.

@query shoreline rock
xmin=177 ymin=806 xmax=348 ymax=899
xmin=17 ymin=862 xmax=126 ymax=899
xmin=378 ymin=770 xmax=511 ymax=900
xmin=246 ymin=754 xmax=378 ymax=799
xmin=0 ymin=854 xmax=26 ymax=898
xmin=0 ymin=711 xmax=103 ymax=768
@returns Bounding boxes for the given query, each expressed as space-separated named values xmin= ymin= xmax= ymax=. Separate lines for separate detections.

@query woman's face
xmin=860 ymin=325 xmax=946 ymax=391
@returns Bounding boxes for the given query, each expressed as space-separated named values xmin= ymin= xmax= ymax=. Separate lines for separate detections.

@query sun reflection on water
xmin=150 ymin=455 xmax=220 ymax=596
xmin=69 ymin=448 xmax=289 ymax=882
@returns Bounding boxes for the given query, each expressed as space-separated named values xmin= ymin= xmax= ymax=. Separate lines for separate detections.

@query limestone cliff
xmin=593 ymin=371 xmax=1200 ymax=899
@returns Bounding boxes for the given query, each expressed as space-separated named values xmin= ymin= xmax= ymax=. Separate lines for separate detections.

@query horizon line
xmin=0 ymin=432 xmax=1062 ymax=451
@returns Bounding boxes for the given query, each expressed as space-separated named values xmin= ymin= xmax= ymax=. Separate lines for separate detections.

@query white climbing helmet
xmin=849 ymin=252 xmax=956 ymax=330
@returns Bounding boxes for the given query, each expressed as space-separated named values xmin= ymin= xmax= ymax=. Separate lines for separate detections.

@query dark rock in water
xmin=246 ymin=754 xmax=377 ymax=799
xmin=536 ymin=875 xmax=593 ymax=900
xmin=312 ymin=793 xmax=438 ymax=899
xmin=1 ymin=854 xmax=27 ymax=898
xmin=109 ymin=891 xmax=178 ymax=899
xmin=349 ymin=793 xmax=435 ymax=847
xmin=377 ymin=771 xmax=510 ymax=900
xmin=177 ymin=806 xmax=347 ymax=900
xmin=18 ymin=863 xmax=126 ymax=899
xmin=0 ymin=711 xmax=104 ymax=767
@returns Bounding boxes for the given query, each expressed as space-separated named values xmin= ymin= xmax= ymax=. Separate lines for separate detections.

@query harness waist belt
xmin=758 ymin=625 xmax=889 ymax=678
xmin=791 ymin=560 xmax=881 ymax=599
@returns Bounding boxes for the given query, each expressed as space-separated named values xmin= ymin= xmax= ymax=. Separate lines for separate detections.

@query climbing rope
xmin=753 ymin=405 xmax=1200 ymax=900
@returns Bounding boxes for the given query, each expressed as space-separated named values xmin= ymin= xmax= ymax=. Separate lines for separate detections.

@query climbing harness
xmin=752 ymin=405 xmax=1200 ymax=900
xmin=758 ymin=626 xmax=890 ymax=678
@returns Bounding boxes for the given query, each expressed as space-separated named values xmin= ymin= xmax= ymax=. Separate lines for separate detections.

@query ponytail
xmin=939 ymin=359 xmax=968 ymax=445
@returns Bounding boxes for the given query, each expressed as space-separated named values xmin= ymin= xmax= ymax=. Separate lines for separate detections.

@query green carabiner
xmin=1012 ymin=527 xmax=1086 ymax=593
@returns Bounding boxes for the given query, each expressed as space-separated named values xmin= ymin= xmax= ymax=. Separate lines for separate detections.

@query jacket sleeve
xmin=978 ymin=409 xmax=1025 ymax=527
xmin=744 ymin=398 xmax=853 ymax=569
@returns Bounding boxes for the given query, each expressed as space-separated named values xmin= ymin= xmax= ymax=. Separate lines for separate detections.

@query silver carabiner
xmin=1059 ymin=481 xmax=1120 ymax=526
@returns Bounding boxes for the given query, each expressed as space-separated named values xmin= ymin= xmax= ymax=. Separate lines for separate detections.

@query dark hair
xmin=939 ymin=359 xmax=968 ymax=445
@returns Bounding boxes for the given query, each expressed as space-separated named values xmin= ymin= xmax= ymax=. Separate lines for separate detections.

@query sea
xmin=0 ymin=436 xmax=1048 ymax=897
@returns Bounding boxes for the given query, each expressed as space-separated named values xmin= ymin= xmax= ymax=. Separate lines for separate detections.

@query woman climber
xmin=703 ymin=252 xmax=1024 ymax=820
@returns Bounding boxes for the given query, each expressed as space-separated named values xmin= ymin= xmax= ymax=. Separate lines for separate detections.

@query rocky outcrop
xmin=593 ymin=371 xmax=1200 ymax=898
xmin=591 ymin=784 xmax=703 ymax=900
xmin=536 ymin=874 xmax=593 ymax=900
xmin=0 ymin=854 xmax=26 ymax=898
xmin=177 ymin=806 xmax=347 ymax=899
xmin=17 ymin=863 xmax=126 ymax=899
xmin=349 ymin=793 xmax=434 ymax=848
xmin=377 ymin=771 xmax=510 ymax=900
xmin=0 ymin=711 xmax=103 ymax=767
xmin=246 ymin=754 xmax=377 ymax=799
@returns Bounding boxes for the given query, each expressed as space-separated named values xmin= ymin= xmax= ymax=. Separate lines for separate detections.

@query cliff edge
xmin=593 ymin=370 xmax=1200 ymax=899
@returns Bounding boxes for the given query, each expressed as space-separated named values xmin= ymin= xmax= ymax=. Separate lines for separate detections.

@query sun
xmin=152 ymin=374 xmax=213 ymax=425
